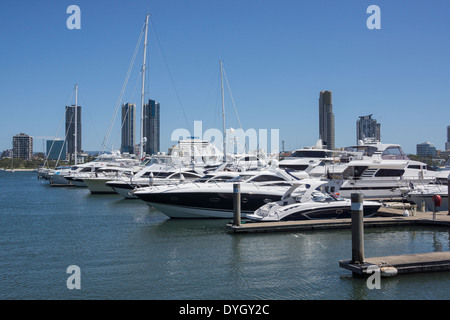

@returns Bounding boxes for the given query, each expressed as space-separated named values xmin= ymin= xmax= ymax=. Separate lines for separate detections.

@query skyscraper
xmin=121 ymin=103 xmax=136 ymax=154
xmin=319 ymin=90 xmax=335 ymax=150
xmin=13 ymin=133 xmax=33 ymax=160
xmin=417 ymin=142 xmax=436 ymax=157
xmin=46 ymin=139 xmax=66 ymax=160
xmin=356 ymin=114 xmax=381 ymax=143
xmin=65 ymin=105 xmax=82 ymax=160
xmin=143 ymin=99 xmax=160 ymax=155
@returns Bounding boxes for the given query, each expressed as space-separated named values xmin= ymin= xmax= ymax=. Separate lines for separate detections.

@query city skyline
xmin=1 ymin=1 xmax=450 ymax=155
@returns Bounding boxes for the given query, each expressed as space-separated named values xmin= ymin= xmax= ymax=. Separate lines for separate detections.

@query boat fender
xmin=380 ymin=266 xmax=398 ymax=277
xmin=403 ymin=209 xmax=409 ymax=217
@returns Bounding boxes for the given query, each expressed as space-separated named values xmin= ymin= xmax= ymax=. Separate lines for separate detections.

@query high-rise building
xmin=356 ymin=114 xmax=381 ymax=143
xmin=416 ymin=142 xmax=436 ymax=158
xmin=319 ymin=90 xmax=335 ymax=150
xmin=13 ymin=133 xmax=33 ymax=160
xmin=65 ymin=105 xmax=82 ymax=160
xmin=143 ymin=99 xmax=160 ymax=155
xmin=121 ymin=103 xmax=136 ymax=154
xmin=446 ymin=126 xmax=450 ymax=151
xmin=46 ymin=139 xmax=66 ymax=160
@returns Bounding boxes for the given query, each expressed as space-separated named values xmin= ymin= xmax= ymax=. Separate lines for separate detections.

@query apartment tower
xmin=121 ymin=103 xmax=136 ymax=154
xmin=319 ymin=90 xmax=335 ymax=150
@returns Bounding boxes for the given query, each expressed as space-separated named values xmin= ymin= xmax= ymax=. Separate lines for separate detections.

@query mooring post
xmin=433 ymin=201 xmax=437 ymax=221
xmin=351 ymin=193 xmax=365 ymax=265
xmin=233 ymin=183 xmax=241 ymax=227
xmin=448 ymin=175 xmax=449 ymax=216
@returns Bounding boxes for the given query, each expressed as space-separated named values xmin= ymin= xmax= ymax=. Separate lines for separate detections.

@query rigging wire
xmin=223 ymin=67 xmax=243 ymax=132
xmin=149 ymin=15 xmax=191 ymax=133
xmin=101 ymin=20 xmax=145 ymax=153
xmin=43 ymin=87 xmax=76 ymax=168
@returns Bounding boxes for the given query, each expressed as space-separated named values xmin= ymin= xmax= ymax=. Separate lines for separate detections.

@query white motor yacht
xmin=105 ymin=164 xmax=206 ymax=199
xmin=247 ymin=180 xmax=382 ymax=222
xmin=406 ymin=171 xmax=449 ymax=211
xmin=332 ymin=157 xmax=437 ymax=199
xmin=278 ymin=140 xmax=338 ymax=175
xmin=133 ymin=168 xmax=309 ymax=218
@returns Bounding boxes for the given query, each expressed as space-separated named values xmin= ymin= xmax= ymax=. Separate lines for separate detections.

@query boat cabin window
xmin=311 ymin=191 xmax=340 ymax=202
xmin=382 ymin=146 xmax=408 ymax=160
xmin=342 ymin=166 xmax=368 ymax=179
xmin=243 ymin=156 xmax=258 ymax=162
xmin=229 ymin=174 xmax=255 ymax=182
xmin=250 ymin=175 xmax=286 ymax=182
xmin=407 ymin=165 xmax=421 ymax=170
xmin=142 ymin=171 xmax=172 ymax=178
xmin=288 ymin=150 xmax=333 ymax=158
xmin=374 ymin=169 xmax=405 ymax=177
xmin=214 ymin=175 xmax=236 ymax=182
xmin=279 ymin=164 xmax=309 ymax=171
xmin=181 ymin=172 xmax=201 ymax=179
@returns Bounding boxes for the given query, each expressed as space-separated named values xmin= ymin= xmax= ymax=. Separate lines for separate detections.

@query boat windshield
xmin=228 ymin=174 xmax=255 ymax=183
xmin=288 ymin=150 xmax=333 ymax=158
xmin=311 ymin=191 xmax=344 ymax=202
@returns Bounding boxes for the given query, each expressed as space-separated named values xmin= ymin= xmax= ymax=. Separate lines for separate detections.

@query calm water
xmin=1 ymin=171 xmax=450 ymax=300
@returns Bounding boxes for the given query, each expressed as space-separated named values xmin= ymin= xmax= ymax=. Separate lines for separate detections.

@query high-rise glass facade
xmin=121 ymin=103 xmax=136 ymax=154
xmin=143 ymin=99 xmax=160 ymax=155
xmin=319 ymin=91 xmax=335 ymax=150
xmin=65 ymin=105 xmax=81 ymax=159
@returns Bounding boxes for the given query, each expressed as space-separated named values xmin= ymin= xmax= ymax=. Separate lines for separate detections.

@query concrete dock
xmin=339 ymin=251 xmax=450 ymax=276
xmin=226 ymin=207 xmax=450 ymax=233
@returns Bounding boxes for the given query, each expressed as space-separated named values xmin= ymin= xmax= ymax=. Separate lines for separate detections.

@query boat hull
xmin=83 ymin=178 xmax=116 ymax=194
xmin=248 ymin=201 xmax=381 ymax=222
xmin=106 ymin=182 xmax=138 ymax=199
xmin=49 ymin=173 xmax=72 ymax=186
xmin=136 ymin=190 xmax=285 ymax=219
xmin=407 ymin=193 xmax=448 ymax=212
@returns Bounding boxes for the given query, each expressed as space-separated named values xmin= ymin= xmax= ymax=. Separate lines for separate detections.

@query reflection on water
xmin=1 ymin=172 xmax=450 ymax=300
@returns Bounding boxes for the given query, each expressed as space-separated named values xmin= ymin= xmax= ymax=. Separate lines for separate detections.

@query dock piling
xmin=351 ymin=193 xmax=365 ymax=265
xmin=233 ymin=183 xmax=241 ymax=227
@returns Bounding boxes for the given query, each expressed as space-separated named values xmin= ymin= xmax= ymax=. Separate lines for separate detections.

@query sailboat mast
xmin=220 ymin=60 xmax=226 ymax=163
xmin=74 ymin=83 xmax=78 ymax=165
xmin=140 ymin=14 xmax=149 ymax=159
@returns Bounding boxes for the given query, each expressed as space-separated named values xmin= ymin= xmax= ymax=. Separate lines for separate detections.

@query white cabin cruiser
xmin=278 ymin=140 xmax=338 ymax=175
xmin=105 ymin=163 xmax=206 ymax=199
xmin=406 ymin=171 xmax=449 ymax=211
xmin=247 ymin=180 xmax=382 ymax=222
xmin=333 ymin=157 xmax=437 ymax=199
xmin=133 ymin=169 xmax=308 ymax=218
xmin=81 ymin=165 xmax=143 ymax=194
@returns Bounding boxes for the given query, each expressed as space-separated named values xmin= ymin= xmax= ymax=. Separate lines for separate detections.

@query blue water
xmin=1 ymin=171 xmax=450 ymax=300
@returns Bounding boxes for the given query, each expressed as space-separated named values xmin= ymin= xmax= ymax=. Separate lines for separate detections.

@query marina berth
xmin=106 ymin=165 xmax=206 ymax=199
xmin=406 ymin=171 xmax=449 ymax=211
xmin=333 ymin=157 xmax=437 ymax=199
xmin=246 ymin=180 xmax=381 ymax=222
xmin=81 ymin=165 xmax=142 ymax=194
xmin=43 ymin=150 xmax=142 ymax=187
xmin=132 ymin=168 xmax=309 ymax=219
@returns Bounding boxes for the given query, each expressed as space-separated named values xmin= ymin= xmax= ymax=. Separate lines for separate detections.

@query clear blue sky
xmin=1 ymin=0 xmax=449 ymax=155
